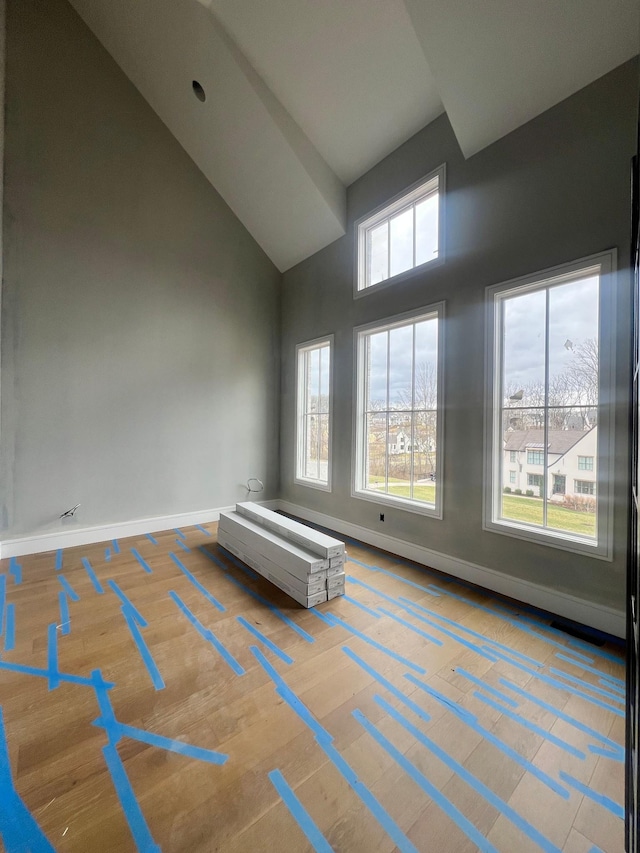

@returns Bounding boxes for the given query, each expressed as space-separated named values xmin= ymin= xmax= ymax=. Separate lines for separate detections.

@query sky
xmin=366 ymin=316 xmax=438 ymax=407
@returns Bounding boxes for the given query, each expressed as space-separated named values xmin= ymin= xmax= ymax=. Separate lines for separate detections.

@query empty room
xmin=1 ymin=0 xmax=638 ymax=851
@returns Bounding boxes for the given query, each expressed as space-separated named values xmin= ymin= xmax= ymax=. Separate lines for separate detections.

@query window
xmin=509 ymin=451 xmax=517 ymax=462
xmin=295 ymin=336 xmax=333 ymax=490
xmin=355 ymin=166 xmax=444 ymax=294
xmin=575 ymin=480 xmax=595 ymax=496
xmin=509 ymin=471 xmax=516 ymax=484
xmin=484 ymin=250 xmax=615 ymax=558
xmin=354 ymin=304 xmax=444 ymax=517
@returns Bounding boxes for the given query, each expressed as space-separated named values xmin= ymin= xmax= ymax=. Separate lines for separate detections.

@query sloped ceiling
xmin=68 ymin=0 xmax=638 ymax=272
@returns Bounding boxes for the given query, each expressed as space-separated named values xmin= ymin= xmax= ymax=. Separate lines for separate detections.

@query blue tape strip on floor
xmin=107 ymin=580 xmax=148 ymax=628
xmin=81 ymin=557 xmax=104 ymax=594
xmin=354 ymin=708 xmax=499 ymax=853
xmin=201 ymin=549 xmax=314 ymax=643
xmin=0 ymin=574 xmax=5 ymax=636
xmin=377 ymin=606 xmax=444 ymax=646
xmin=176 ymin=538 xmax=191 ymax=553
xmin=485 ymin=648 xmax=624 ymax=717
xmin=395 ymin=599 xmax=498 ymax=663
xmin=0 ymin=707 xmax=57 ymax=853
xmin=215 ymin=545 xmax=258 ymax=580
xmin=105 ymin=547 xmax=112 ymax=562
xmin=0 ymin=659 xmax=114 ymax=689
xmin=251 ymin=646 xmax=419 ymax=853
xmin=195 ymin=525 xmax=211 ymax=536
xmin=117 ymin=722 xmax=228 ymax=765
xmin=564 ymin=637 xmax=623 ymax=665
xmin=174 ymin=528 xmax=186 ymax=540
xmin=146 ymin=533 xmax=158 ymax=545
xmin=405 ymin=675 xmax=569 ymax=798
xmin=343 ymin=595 xmax=381 ymax=619
xmin=312 ymin=609 xmax=426 ymax=674
xmin=169 ymin=591 xmax=244 ymax=676
xmin=131 ymin=548 xmax=153 ymax=575
xmin=47 ymin=623 xmax=59 ymax=690
xmin=599 ymin=678 xmax=625 ymax=696
xmin=454 ymin=668 xmax=519 ymax=708
xmin=4 ymin=604 xmax=15 ymax=651
xmin=121 ymin=607 xmax=165 ymax=690
xmin=236 ymin=615 xmax=293 ymax=664
xmin=58 ymin=574 xmax=80 ymax=602
xmin=55 ymin=549 xmax=63 ymax=571
xmin=58 ymin=591 xmax=70 ymax=636
xmin=548 ymin=668 xmax=625 ymax=703
xmin=472 ymin=692 xmax=586 ymax=759
xmin=170 ymin=552 xmax=225 ymax=612
xmin=375 ymin=695 xmax=563 ymax=853
xmin=342 ymin=647 xmax=431 ymax=724
xmin=558 ymin=771 xmax=624 ymax=819
xmin=112 ymin=539 xmax=121 ymax=555
xmin=554 ymin=654 xmax=625 ymax=687
xmin=512 ymin=612 xmax=622 ymax=664
xmin=347 ymin=557 xmax=441 ymax=599
xmin=588 ymin=745 xmax=624 ymax=762
xmin=268 ymin=769 xmax=333 ymax=853
xmin=9 ymin=558 xmax=22 ymax=586
xmin=102 ymin=742 xmax=162 ymax=853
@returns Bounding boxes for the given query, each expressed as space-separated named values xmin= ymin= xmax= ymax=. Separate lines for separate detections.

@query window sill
xmin=353 ymin=487 xmax=442 ymax=519
xmin=482 ymin=517 xmax=611 ymax=561
xmin=294 ymin=477 xmax=332 ymax=493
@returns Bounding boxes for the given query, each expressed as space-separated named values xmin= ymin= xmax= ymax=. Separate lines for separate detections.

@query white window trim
xmin=483 ymin=249 xmax=616 ymax=560
xmin=294 ymin=334 xmax=334 ymax=492
xmin=353 ymin=164 xmax=446 ymax=298
xmin=352 ymin=303 xmax=445 ymax=518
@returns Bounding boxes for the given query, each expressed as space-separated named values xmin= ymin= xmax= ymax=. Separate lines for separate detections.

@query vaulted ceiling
xmin=68 ymin=0 xmax=638 ymax=272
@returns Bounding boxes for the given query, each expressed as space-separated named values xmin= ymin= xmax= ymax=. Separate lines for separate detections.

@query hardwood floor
xmin=0 ymin=521 xmax=626 ymax=852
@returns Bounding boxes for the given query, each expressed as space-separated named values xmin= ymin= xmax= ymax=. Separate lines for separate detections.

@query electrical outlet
xmin=379 ymin=513 xmax=385 ymax=522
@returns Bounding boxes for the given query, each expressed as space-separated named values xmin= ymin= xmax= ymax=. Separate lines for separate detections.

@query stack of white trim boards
xmin=217 ymin=502 xmax=345 ymax=608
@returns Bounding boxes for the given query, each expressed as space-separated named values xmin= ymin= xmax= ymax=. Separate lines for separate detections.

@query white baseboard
xmin=277 ymin=500 xmax=626 ymax=639
xmin=0 ymin=505 xmax=239 ymax=559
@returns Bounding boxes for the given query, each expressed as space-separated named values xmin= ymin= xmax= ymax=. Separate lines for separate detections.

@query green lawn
xmin=367 ymin=478 xmax=436 ymax=503
xmin=502 ymin=494 xmax=596 ymax=537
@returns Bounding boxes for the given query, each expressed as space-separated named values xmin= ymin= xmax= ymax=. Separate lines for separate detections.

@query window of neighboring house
xmin=575 ymin=480 xmax=596 ymax=496
xmin=509 ymin=451 xmax=517 ymax=462
xmin=295 ymin=336 xmax=333 ymax=490
xmin=355 ymin=166 xmax=445 ymax=295
xmin=353 ymin=303 xmax=444 ymax=517
xmin=485 ymin=250 xmax=615 ymax=558
xmin=509 ymin=471 xmax=516 ymax=484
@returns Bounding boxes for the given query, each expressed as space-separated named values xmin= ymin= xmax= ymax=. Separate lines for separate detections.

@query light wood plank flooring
xmin=0 ymin=521 xmax=626 ymax=852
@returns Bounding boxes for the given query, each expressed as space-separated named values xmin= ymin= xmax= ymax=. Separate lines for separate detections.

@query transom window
xmin=355 ymin=166 xmax=444 ymax=294
xmin=295 ymin=336 xmax=333 ymax=491
xmin=353 ymin=304 xmax=444 ymax=517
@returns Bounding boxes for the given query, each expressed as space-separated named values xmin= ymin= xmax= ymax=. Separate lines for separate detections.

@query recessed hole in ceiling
xmin=192 ymin=80 xmax=206 ymax=102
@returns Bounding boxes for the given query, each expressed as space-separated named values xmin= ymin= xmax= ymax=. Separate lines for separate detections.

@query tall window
xmin=485 ymin=251 xmax=615 ymax=557
xmin=353 ymin=304 xmax=443 ymax=517
xmin=295 ymin=336 xmax=333 ymax=490
xmin=355 ymin=166 xmax=444 ymax=294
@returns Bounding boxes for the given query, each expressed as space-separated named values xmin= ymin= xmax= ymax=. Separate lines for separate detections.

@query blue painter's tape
xmin=268 ymin=769 xmax=333 ymax=853
xmin=313 ymin=609 xmax=426 ymax=674
xmin=169 ymin=591 xmax=244 ymax=676
xmin=343 ymin=595 xmax=381 ymax=619
xmin=347 ymin=575 xmax=410 ymax=609
xmin=236 ymin=615 xmax=293 ymax=664
xmin=111 ymin=722 xmax=228 ymax=765
xmin=599 ymin=678 xmax=625 ymax=696
xmin=58 ymin=591 xmax=70 ymax=636
xmin=47 ymin=623 xmax=59 ymax=690
xmin=0 ymin=574 xmax=5 ymax=636
xmin=55 ymin=549 xmax=63 ymax=571
xmin=342 ymin=646 xmax=430 ymax=724
xmin=102 ymin=742 xmax=161 ymax=852
xmin=121 ymin=607 xmax=165 ymax=690
xmin=375 ymin=695 xmax=564 ymax=853
xmin=170 ymin=552 xmax=225 ymax=612
xmin=9 ymin=557 xmax=22 ymax=585
xmin=195 ymin=524 xmax=211 ymax=536
xmin=105 ymin=547 xmax=112 ymax=562
xmin=131 ymin=548 xmax=153 ymax=575
xmin=473 ymin=692 xmax=586 ymax=759
xmin=499 ymin=678 xmax=623 ymax=751
xmin=107 ymin=580 xmax=148 ymax=628
xmin=485 ymin=647 xmax=624 ymax=717
xmin=58 ymin=574 xmax=80 ymax=602
xmin=200 ymin=549 xmax=315 ymax=642
xmin=176 ymin=538 xmax=191 ymax=553
xmin=397 ymin=599 xmax=498 ymax=663
xmin=347 ymin=557 xmax=440 ymax=600
xmin=377 ymin=606 xmax=444 ymax=646
xmin=558 ymin=771 xmax=624 ymax=819
xmin=174 ymin=528 xmax=186 ymax=540
xmin=0 ymin=659 xmax=114 ymax=689
xmin=588 ymin=847 xmax=604 ymax=853
xmin=0 ymin=707 xmax=57 ymax=853
xmin=554 ymin=653 xmax=625 ymax=686
xmin=354 ymin=708 xmax=499 ymax=853
xmin=217 ymin=545 xmax=260 ymax=580
xmin=4 ymin=604 xmax=15 ymax=651
xmin=588 ymin=744 xmax=624 ymax=762
xmin=146 ymin=533 xmax=158 ymax=545
xmin=82 ymin=557 xmax=105 ymax=594
xmin=455 ymin=668 xmax=519 ymax=708
xmin=112 ymin=539 xmax=121 ymax=555
xmin=406 ymin=675 xmax=569 ymax=798
xmin=548 ymin=668 xmax=625 ymax=703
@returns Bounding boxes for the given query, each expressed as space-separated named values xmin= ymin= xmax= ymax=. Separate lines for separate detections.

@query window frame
xmin=578 ymin=455 xmax=594 ymax=471
xmin=352 ymin=302 xmax=445 ymax=518
xmin=294 ymin=334 xmax=334 ymax=492
xmin=483 ymin=250 xmax=616 ymax=560
xmin=354 ymin=165 xmax=446 ymax=298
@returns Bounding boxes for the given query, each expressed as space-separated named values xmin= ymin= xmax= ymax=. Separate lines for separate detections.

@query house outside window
xmin=295 ymin=336 xmax=333 ymax=490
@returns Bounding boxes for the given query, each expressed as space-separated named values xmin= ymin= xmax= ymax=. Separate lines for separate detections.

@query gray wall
xmin=280 ymin=59 xmax=638 ymax=612
xmin=0 ymin=0 xmax=281 ymax=537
